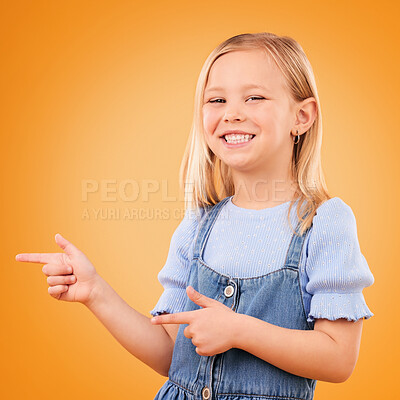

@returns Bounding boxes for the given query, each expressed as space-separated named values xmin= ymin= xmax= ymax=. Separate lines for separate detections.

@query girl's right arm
xmin=85 ymin=275 xmax=175 ymax=377
xmin=15 ymin=233 xmax=175 ymax=377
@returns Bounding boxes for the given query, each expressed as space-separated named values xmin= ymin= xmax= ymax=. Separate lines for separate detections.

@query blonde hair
xmin=179 ymin=32 xmax=331 ymax=236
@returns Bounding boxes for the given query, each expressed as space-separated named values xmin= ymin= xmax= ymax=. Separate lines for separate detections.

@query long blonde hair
xmin=179 ymin=32 xmax=331 ymax=236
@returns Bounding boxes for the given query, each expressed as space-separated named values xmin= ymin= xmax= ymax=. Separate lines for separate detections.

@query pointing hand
xmin=151 ymin=286 xmax=239 ymax=356
xmin=15 ymin=233 xmax=100 ymax=305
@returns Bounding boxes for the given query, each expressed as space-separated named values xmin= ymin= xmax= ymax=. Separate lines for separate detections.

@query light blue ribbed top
xmin=150 ymin=196 xmax=375 ymax=322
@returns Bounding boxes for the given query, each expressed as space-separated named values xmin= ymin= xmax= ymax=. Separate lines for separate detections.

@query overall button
xmin=202 ymin=386 xmax=211 ymax=400
xmin=224 ymin=285 xmax=234 ymax=298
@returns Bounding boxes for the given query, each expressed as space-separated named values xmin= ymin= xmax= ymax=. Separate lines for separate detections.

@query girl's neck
xmin=231 ymin=171 xmax=298 ymax=210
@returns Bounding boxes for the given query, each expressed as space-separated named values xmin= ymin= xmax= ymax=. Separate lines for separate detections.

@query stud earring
xmin=293 ymin=130 xmax=300 ymax=144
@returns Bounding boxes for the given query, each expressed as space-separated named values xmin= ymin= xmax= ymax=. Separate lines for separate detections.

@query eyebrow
xmin=204 ymin=83 xmax=270 ymax=93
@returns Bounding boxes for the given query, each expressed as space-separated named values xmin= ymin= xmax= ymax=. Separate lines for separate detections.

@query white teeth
xmin=224 ymin=133 xmax=254 ymax=144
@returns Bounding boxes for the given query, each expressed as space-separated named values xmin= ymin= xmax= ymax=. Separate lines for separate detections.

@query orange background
xmin=2 ymin=0 xmax=398 ymax=398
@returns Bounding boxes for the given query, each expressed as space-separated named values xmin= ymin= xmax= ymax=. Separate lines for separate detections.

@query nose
xmin=223 ymin=104 xmax=245 ymax=122
xmin=224 ymin=112 xmax=245 ymax=122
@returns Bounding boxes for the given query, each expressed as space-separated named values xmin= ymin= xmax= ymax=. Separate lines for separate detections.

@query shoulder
xmin=312 ymin=197 xmax=358 ymax=233
xmin=315 ymin=196 xmax=356 ymax=220
xmin=169 ymin=207 xmax=207 ymax=250
xmin=171 ymin=198 xmax=229 ymax=246
xmin=306 ymin=197 xmax=361 ymax=253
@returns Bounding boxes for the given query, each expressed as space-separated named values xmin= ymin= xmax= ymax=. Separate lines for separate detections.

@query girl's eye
xmin=208 ymin=96 xmax=265 ymax=104
xmin=247 ymin=96 xmax=265 ymax=101
xmin=209 ymin=98 xmax=225 ymax=103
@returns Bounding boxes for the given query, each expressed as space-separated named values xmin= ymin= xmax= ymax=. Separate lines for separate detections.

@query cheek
xmin=202 ymin=108 xmax=219 ymax=134
xmin=252 ymin=109 xmax=274 ymax=129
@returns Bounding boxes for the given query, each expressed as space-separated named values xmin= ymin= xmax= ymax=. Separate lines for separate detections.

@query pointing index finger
xmin=151 ymin=311 xmax=192 ymax=325
xmin=15 ymin=253 xmax=61 ymax=264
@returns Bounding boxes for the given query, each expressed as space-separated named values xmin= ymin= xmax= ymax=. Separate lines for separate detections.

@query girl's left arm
xmin=151 ymin=286 xmax=364 ymax=383
xmin=232 ymin=313 xmax=363 ymax=383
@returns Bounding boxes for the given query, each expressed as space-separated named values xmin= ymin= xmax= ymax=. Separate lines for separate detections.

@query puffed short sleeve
xmin=149 ymin=208 xmax=204 ymax=317
xmin=305 ymin=197 xmax=375 ymax=323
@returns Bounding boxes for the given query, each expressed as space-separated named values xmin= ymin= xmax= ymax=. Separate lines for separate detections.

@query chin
xmin=224 ymin=160 xmax=255 ymax=173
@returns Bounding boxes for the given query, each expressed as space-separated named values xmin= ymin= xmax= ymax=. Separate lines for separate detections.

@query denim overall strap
xmin=284 ymin=210 xmax=313 ymax=270
xmin=192 ymin=196 xmax=231 ymax=261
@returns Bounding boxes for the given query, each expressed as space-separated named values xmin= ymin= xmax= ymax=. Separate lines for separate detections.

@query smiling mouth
xmin=222 ymin=133 xmax=256 ymax=144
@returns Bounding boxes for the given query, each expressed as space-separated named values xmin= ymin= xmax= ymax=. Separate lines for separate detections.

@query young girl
xmin=15 ymin=32 xmax=374 ymax=400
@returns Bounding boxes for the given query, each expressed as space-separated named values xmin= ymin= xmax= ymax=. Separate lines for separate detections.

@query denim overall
xmin=154 ymin=196 xmax=316 ymax=400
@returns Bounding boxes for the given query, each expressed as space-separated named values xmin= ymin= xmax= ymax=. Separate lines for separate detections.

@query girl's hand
xmin=15 ymin=233 xmax=100 ymax=305
xmin=150 ymin=286 xmax=239 ymax=356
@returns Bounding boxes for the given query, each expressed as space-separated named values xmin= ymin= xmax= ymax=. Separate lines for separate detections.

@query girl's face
xmin=202 ymin=49 xmax=298 ymax=178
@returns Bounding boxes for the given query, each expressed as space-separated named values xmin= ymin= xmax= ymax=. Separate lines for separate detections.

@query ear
xmin=292 ymin=97 xmax=317 ymax=135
